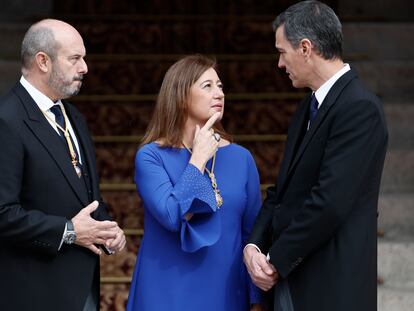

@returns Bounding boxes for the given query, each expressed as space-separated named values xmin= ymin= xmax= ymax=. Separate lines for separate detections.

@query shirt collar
xmin=19 ymin=76 xmax=62 ymax=111
xmin=314 ymin=63 xmax=350 ymax=107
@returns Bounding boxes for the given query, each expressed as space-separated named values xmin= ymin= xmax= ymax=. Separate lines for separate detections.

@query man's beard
xmin=49 ymin=65 xmax=83 ymax=99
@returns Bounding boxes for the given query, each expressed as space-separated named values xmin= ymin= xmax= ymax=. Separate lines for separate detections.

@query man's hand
xmin=71 ymin=201 xmax=118 ymax=255
xmin=104 ymin=225 xmax=126 ymax=254
xmin=244 ymin=245 xmax=278 ymax=291
xmin=250 ymin=304 xmax=264 ymax=311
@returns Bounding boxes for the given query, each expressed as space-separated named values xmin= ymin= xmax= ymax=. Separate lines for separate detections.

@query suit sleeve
xmin=0 ymin=119 xmax=66 ymax=256
xmin=248 ymin=185 xmax=277 ymax=252
xmin=269 ymin=99 xmax=387 ymax=278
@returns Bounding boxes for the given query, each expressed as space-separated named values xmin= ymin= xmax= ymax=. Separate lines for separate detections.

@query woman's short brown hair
xmin=141 ymin=54 xmax=231 ymax=147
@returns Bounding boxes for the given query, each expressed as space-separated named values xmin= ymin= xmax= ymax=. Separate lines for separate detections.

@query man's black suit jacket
xmin=249 ymin=69 xmax=388 ymax=311
xmin=0 ymin=82 xmax=111 ymax=311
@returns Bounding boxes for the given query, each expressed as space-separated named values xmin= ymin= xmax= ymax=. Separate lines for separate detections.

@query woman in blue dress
xmin=127 ymin=55 xmax=263 ymax=311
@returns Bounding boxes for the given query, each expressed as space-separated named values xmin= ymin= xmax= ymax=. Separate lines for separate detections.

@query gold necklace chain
xmin=42 ymin=105 xmax=82 ymax=177
xmin=183 ymin=142 xmax=223 ymax=208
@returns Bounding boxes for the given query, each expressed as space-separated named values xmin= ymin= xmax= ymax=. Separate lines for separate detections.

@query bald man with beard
xmin=0 ymin=19 xmax=126 ymax=311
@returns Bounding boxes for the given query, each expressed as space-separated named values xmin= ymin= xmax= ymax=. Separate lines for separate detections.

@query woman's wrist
xmin=189 ymin=155 xmax=206 ymax=172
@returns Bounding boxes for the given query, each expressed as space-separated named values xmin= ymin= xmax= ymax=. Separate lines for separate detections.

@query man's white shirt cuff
xmin=58 ymin=223 xmax=67 ymax=250
xmin=243 ymin=243 xmax=271 ymax=262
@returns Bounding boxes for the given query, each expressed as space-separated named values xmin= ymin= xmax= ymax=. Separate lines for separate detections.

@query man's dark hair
xmin=273 ymin=0 xmax=343 ymax=60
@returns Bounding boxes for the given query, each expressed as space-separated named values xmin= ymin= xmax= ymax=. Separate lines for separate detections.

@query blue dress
xmin=127 ymin=142 xmax=262 ymax=311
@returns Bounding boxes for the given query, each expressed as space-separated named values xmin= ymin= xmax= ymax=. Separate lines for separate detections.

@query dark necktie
xmin=49 ymin=105 xmax=66 ymax=138
xmin=309 ymin=94 xmax=319 ymax=125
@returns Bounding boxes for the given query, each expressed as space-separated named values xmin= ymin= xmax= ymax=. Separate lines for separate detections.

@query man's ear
xmin=300 ymin=39 xmax=313 ymax=58
xmin=34 ymin=52 xmax=50 ymax=73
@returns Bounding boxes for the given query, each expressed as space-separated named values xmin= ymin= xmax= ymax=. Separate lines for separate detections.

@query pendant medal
xmin=215 ymin=191 xmax=223 ymax=208
xmin=74 ymin=164 xmax=82 ymax=178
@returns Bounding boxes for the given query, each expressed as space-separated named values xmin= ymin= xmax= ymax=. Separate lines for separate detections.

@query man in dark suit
xmin=244 ymin=1 xmax=388 ymax=310
xmin=0 ymin=19 xmax=126 ymax=311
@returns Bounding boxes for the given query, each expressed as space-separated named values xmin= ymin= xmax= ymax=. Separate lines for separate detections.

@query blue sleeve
xmin=134 ymin=146 xmax=221 ymax=253
xmin=242 ymin=151 xmax=263 ymax=304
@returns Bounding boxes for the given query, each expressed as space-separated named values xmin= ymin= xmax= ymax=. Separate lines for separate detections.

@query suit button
xmin=275 ymin=204 xmax=281 ymax=209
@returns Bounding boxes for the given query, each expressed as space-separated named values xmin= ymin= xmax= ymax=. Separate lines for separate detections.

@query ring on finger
xmin=213 ymin=133 xmax=221 ymax=142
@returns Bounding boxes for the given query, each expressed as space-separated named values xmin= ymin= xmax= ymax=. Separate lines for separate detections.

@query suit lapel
xmin=276 ymin=96 xmax=310 ymax=194
xmin=64 ymin=101 xmax=98 ymax=196
xmin=14 ymin=84 xmax=89 ymax=206
xmin=286 ymin=69 xmax=357 ymax=178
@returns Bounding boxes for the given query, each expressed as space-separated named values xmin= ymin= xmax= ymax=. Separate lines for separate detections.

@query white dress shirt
xmin=314 ymin=63 xmax=350 ymax=108
xmin=19 ymin=76 xmax=82 ymax=164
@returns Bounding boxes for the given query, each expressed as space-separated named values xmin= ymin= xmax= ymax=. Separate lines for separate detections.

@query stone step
xmin=0 ymin=2 xmax=52 ymax=23
xmin=4 ymin=21 xmax=414 ymax=61
xmin=384 ymin=103 xmax=414 ymax=150
xmin=0 ymin=23 xmax=28 ymax=59
xmin=381 ymin=149 xmax=414 ymax=193
xmin=6 ymin=19 xmax=412 ymax=57
xmin=3 ymin=19 xmax=412 ymax=56
xmin=108 ymin=189 xmax=414 ymax=233
xmin=340 ymin=0 xmax=414 ymax=23
xmin=81 ymin=58 xmax=414 ymax=99
xmin=3 ymin=20 xmax=414 ymax=60
xmin=352 ymin=61 xmax=414 ymax=101
xmin=55 ymin=0 xmax=281 ymax=16
xmin=2 ymin=22 xmax=413 ymax=99
xmin=101 ymin=190 xmax=142 ymax=230
xmin=47 ymin=0 xmax=414 ymax=23
xmin=70 ymin=18 xmax=276 ymax=55
xmin=378 ymin=193 xmax=414 ymax=238
xmin=378 ymin=286 xmax=414 ymax=311
xmin=94 ymin=139 xmax=412 ymax=192
xmin=378 ymin=240 xmax=414 ymax=311
xmin=93 ymin=140 xmax=283 ymax=184
xmin=343 ymin=23 xmax=414 ymax=61
xmin=0 ymin=60 xmax=20 ymax=96
xmin=7 ymin=58 xmax=412 ymax=103
xmin=81 ymin=56 xmax=293 ymax=94
xmin=73 ymin=98 xmax=298 ymax=136
xmin=378 ymin=240 xmax=414 ymax=287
